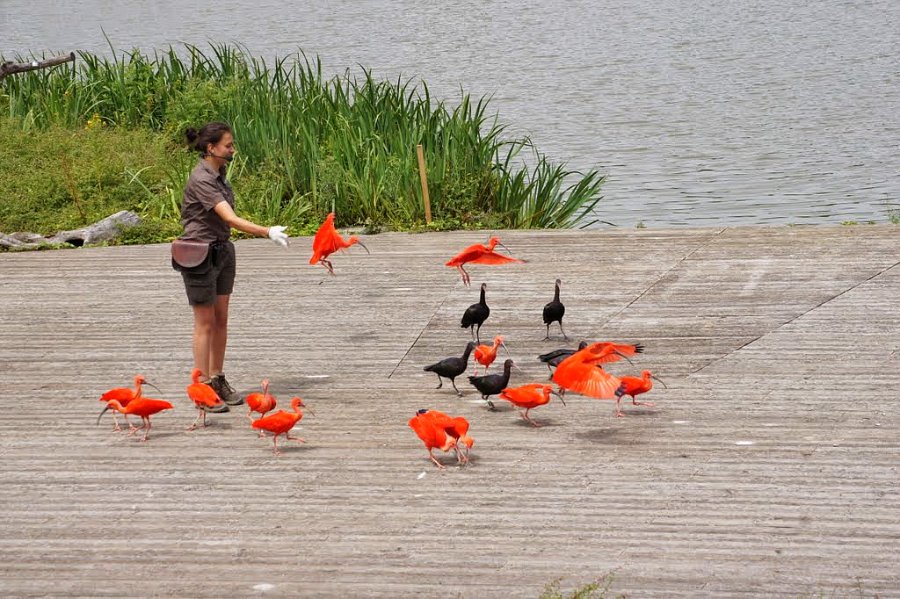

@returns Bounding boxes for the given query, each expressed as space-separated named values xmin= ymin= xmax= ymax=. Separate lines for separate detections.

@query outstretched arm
xmin=214 ymin=201 xmax=288 ymax=246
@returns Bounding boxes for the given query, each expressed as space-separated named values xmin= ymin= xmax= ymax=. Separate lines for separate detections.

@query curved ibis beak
xmin=304 ymin=405 xmax=316 ymax=416
xmin=497 ymin=241 xmax=512 ymax=255
xmin=501 ymin=343 xmax=511 ymax=358
xmin=96 ymin=404 xmax=110 ymax=425
xmin=550 ymin=390 xmax=566 ymax=406
xmin=651 ymin=374 xmax=668 ymax=389
xmin=356 ymin=240 xmax=370 ymax=254
xmin=144 ymin=381 xmax=161 ymax=393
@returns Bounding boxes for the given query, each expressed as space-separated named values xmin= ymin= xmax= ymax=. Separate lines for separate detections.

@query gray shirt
xmin=180 ymin=159 xmax=234 ymax=243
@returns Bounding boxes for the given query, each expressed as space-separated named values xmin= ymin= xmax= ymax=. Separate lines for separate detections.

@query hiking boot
xmin=210 ymin=374 xmax=243 ymax=405
xmin=201 ymin=380 xmax=230 ymax=412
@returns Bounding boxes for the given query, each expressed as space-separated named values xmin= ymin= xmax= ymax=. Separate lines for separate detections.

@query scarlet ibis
xmin=553 ymin=342 xmax=643 ymax=413
xmin=538 ymin=340 xmax=590 ymax=378
xmin=245 ymin=379 xmax=277 ymax=435
xmin=420 ymin=409 xmax=474 ymax=465
xmin=614 ymin=370 xmax=667 ymax=417
xmin=96 ymin=374 xmax=160 ymax=432
xmin=408 ymin=409 xmax=459 ymax=469
xmin=445 ymin=236 xmax=524 ymax=286
xmin=499 ymin=383 xmax=565 ymax=426
xmin=186 ymin=367 xmax=227 ymax=431
xmin=469 ymin=358 xmax=519 ymax=409
xmin=102 ymin=398 xmax=173 ymax=442
xmin=461 ymin=283 xmax=490 ymax=343
xmin=543 ymin=279 xmax=568 ymax=340
xmin=309 ymin=212 xmax=369 ymax=275
xmin=473 ymin=335 xmax=510 ymax=375
xmin=423 ymin=342 xmax=476 ymax=396
xmin=251 ymin=397 xmax=312 ymax=455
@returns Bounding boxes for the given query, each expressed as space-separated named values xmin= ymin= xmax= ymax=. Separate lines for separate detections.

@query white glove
xmin=267 ymin=225 xmax=289 ymax=248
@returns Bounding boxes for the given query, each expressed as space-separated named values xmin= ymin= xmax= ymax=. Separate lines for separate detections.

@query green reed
xmin=1 ymin=44 xmax=604 ymax=230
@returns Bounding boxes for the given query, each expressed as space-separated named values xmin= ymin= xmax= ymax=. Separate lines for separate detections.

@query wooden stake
xmin=0 ymin=53 xmax=75 ymax=81
xmin=416 ymin=144 xmax=432 ymax=224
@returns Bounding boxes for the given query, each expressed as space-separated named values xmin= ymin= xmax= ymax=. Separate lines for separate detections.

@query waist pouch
xmin=171 ymin=239 xmax=214 ymax=273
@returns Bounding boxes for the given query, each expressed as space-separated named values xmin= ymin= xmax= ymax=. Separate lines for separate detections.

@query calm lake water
xmin=3 ymin=0 xmax=899 ymax=226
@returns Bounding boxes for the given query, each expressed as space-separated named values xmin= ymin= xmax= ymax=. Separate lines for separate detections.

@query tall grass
xmin=1 ymin=44 xmax=605 ymax=230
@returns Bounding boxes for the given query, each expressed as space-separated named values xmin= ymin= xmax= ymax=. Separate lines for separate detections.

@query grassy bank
xmin=0 ymin=45 xmax=605 ymax=243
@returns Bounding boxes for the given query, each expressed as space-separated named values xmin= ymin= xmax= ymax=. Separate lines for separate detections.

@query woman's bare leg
xmin=191 ymin=303 xmax=216 ymax=378
xmin=209 ymin=294 xmax=230 ymax=376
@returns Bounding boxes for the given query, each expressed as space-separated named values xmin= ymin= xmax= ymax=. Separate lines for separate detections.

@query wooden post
xmin=416 ymin=144 xmax=432 ymax=224
xmin=0 ymin=53 xmax=76 ymax=81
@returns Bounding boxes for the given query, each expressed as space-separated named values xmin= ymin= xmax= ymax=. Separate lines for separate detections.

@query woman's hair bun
xmin=185 ymin=127 xmax=199 ymax=144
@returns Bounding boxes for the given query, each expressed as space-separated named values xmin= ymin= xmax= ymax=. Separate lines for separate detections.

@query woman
xmin=175 ymin=121 xmax=289 ymax=408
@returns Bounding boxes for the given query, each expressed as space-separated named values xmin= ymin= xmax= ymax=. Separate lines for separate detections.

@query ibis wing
xmin=408 ymin=414 xmax=447 ymax=449
xmin=469 ymin=251 xmax=524 ymax=265
xmin=187 ymin=382 xmax=221 ymax=407
xmin=553 ymin=361 xmax=621 ymax=399
xmin=253 ymin=410 xmax=293 ymax=434
xmin=582 ymin=342 xmax=643 ymax=365
xmin=99 ymin=387 xmax=135 ymax=402
xmin=445 ymin=244 xmax=488 ymax=267
xmin=449 ymin=416 xmax=470 ymax=438
xmin=498 ymin=388 xmax=526 ymax=405
xmin=310 ymin=215 xmax=344 ymax=263
xmin=423 ymin=410 xmax=468 ymax=441
xmin=538 ymin=348 xmax=574 ymax=363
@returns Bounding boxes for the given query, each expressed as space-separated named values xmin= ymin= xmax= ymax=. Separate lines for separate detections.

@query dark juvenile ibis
xmin=468 ymin=358 xmax=518 ymax=409
xmin=423 ymin=342 xmax=477 ymax=396
xmin=542 ymin=279 xmax=568 ymax=340
xmin=461 ymin=283 xmax=490 ymax=343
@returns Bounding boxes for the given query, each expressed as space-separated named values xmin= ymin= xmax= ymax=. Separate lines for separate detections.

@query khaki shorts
xmin=181 ymin=241 xmax=236 ymax=305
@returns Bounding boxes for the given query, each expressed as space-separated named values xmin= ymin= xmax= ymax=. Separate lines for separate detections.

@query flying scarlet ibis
xmin=309 ymin=212 xmax=369 ymax=275
xmin=552 ymin=342 xmax=644 ymax=412
xmin=614 ymin=370 xmax=667 ymax=417
xmin=101 ymin=398 xmax=173 ymax=442
xmin=186 ymin=367 xmax=227 ymax=430
xmin=251 ymin=397 xmax=312 ymax=455
xmin=473 ymin=335 xmax=510 ymax=375
xmin=543 ymin=279 xmax=568 ymax=340
xmin=408 ymin=409 xmax=459 ymax=469
xmin=499 ymin=383 xmax=565 ymax=427
xmin=97 ymin=374 xmax=160 ymax=432
xmin=245 ymin=379 xmax=277 ymax=435
xmin=469 ymin=358 xmax=519 ymax=409
xmin=445 ymin=236 xmax=524 ymax=286
xmin=423 ymin=341 xmax=476 ymax=396
xmin=538 ymin=340 xmax=589 ymax=378
xmin=461 ymin=283 xmax=490 ymax=343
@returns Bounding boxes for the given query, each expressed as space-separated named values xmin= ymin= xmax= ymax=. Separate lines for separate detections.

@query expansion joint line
xmin=691 ymin=256 xmax=900 ymax=375
xmin=387 ymin=285 xmax=455 ymax=379
xmin=597 ymin=227 xmax=729 ymax=332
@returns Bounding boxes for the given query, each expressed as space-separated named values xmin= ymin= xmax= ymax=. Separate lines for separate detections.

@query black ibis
xmin=468 ymin=358 xmax=518 ymax=409
xmin=543 ymin=278 xmax=568 ymax=340
xmin=461 ymin=282 xmax=490 ymax=343
xmin=423 ymin=342 xmax=477 ymax=396
xmin=538 ymin=340 xmax=589 ymax=378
